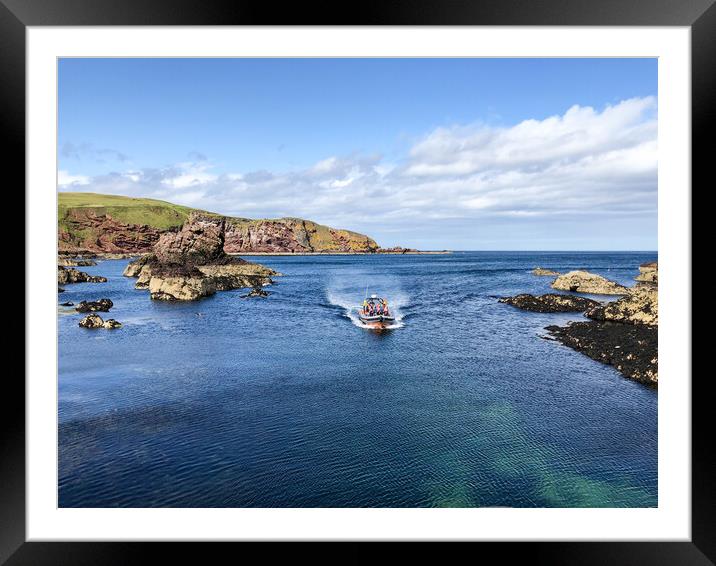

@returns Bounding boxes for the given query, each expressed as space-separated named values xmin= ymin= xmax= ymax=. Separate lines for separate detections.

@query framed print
xmin=7 ymin=0 xmax=710 ymax=563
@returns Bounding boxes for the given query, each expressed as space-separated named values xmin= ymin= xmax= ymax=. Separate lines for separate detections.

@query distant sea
xmin=58 ymin=251 xmax=658 ymax=507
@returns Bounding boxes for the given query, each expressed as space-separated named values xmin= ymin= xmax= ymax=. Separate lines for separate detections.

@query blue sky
xmin=58 ymin=58 xmax=657 ymax=250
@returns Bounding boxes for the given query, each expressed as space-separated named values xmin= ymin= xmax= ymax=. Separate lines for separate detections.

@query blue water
xmin=58 ymin=251 xmax=658 ymax=508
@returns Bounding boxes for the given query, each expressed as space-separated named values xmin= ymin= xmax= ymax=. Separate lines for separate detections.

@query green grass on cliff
xmin=59 ymin=192 xmax=197 ymax=230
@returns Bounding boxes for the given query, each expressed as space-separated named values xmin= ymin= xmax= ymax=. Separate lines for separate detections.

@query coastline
xmin=60 ymin=250 xmax=452 ymax=259
xmin=228 ymin=250 xmax=452 ymax=256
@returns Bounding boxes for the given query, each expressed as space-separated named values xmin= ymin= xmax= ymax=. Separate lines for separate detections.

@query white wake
xmin=325 ymin=274 xmax=408 ymax=330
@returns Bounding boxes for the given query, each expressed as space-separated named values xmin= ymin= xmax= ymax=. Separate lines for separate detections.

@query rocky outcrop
xmin=635 ymin=261 xmax=658 ymax=285
xmin=58 ymin=257 xmax=97 ymax=267
xmin=546 ymin=322 xmax=657 ymax=385
xmin=153 ymin=213 xmax=226 ymax=265
xmin=551 ymin=270 xmax=629 ymax=295
xmin=585 ymin=287 xmax=658 ymax=326
xmin=499 ymin=293 xmax=600 ymax=313
xmin=75 ymin=299 xmax=113 ymax=313
xmin=58 ymin=266 xmax=107 ymax=284
xmin=78 ymin=314 xmax=122 ymax=329
xmin=124 ymin=213 xmax=279 ymax=301
xmin=532 ymin=267 xmax=560 ymax=276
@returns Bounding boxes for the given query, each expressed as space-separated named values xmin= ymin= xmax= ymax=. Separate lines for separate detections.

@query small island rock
xmin=76 ymin=299 xmax=114 ymax=313
xmin=551 ymin=270 xmax=629 ymax=295
xmin=78 ymin=313 xmax=122 ymax=329
xmin=78 ymin=314 xmax=104 ymax=328
xmin=532 ymin=267 xmax=561 ymax=276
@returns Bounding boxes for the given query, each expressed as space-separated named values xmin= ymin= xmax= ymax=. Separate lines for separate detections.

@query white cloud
xmin=58 ymin=170 xmax=90 ymax=186
xmin=57 ymin=97 xmax=657 ymax=241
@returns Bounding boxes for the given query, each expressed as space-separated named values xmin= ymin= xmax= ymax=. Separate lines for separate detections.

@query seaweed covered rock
xmin=551 ymin=270 xmax=628 ymax=295
xmin=499 ymin=293 xmax=600 ymax=313
xmin=546 ymin=321 xmax=657 ymax=385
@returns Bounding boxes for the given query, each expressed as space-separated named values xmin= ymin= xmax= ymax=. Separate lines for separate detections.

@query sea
xmin=58 ymin=251 xmax=658 ymax=507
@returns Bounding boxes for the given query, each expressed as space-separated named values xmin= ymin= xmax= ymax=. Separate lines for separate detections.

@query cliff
xmin=58 ymin=192 xmax=379 ymax=254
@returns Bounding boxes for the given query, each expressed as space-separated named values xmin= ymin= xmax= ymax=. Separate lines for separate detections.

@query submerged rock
xmin=58 ymin=266 xmax=107 ymax=284
xmin=75 ymin=299 xmax=114 ymax=313
xmin=532 ymin=267 xmax=560 ymax=276
xmin=545 ymin=321 xmax=657 ymax=385
xmin=585 ymin=287 xmax=658 ymax=326
xmin=78 ymin=313 xmax=122 ymax=329
xmin=60 ymin=301 xmax=74 ymax=306
xmin=241 ymin=287 xmax=269 ymax=298
xmin=58 ymin=287 xmax=65 ymax=293
xmin=551 ymin=270 xmax=629 ymax=295
xmin=499 ymin=293 xmax=600 ymax=313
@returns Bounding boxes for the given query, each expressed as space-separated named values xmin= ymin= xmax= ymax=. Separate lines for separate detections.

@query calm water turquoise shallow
xmin=58 ymin=251 xmax=657 ymax=508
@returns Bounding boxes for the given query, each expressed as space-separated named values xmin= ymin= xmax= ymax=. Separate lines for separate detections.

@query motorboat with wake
xmin=358 ymin=294 xmax=395 ymax=329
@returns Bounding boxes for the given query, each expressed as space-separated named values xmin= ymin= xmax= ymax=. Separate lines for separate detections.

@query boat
xmin=358 ymin=294 xmax=396 ymax=329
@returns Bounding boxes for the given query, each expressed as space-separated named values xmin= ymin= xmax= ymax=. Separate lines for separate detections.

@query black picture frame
xmin=6 ymin=0 xmax=709 ymax=562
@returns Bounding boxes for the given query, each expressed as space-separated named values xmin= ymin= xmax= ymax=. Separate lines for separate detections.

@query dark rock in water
xmin=78 ymin=313 xmax=122 ymax=329
xmin=76 ymin=299 xmax=113 ymax=313
xmin=545 ymin=321 xmax=657 ymax=385
xmin=58 ymin=287 xmax=65 ymax=293
xmin=499 ymin=293 xmax=600 ymax=313
xmin=241 ymin=287 xmax=269 ymax=298
xmin=60 ymin=301 xmax=74 ymax=306
xmin=58 ymin=266 xmax=107 ymax=284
